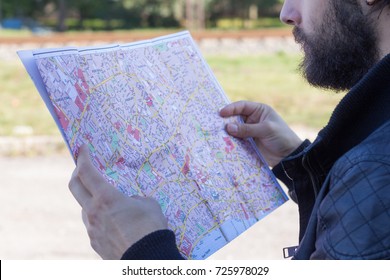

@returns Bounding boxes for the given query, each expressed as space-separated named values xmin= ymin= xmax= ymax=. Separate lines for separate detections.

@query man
xmin=69 ymin=0 xmax=390 ymax=259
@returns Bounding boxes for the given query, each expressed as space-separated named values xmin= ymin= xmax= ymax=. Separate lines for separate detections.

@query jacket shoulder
xmin=335 ymin=120 xmax=390 ymax=171
xmin=313 ymin=121 xmax=390 ymax=259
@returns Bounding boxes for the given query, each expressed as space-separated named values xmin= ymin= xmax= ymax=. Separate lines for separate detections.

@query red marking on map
xmin=75 ymin=96 xmax=84 ymax=111
xmin=240 ymin=203 xmax=249 ymax=219
xmin=75 ymin=83 xmax=87 ymax=101
xmin=94 ymin=156 xmax=105 ymax=171
xmin=127 ymin=125 xmax=141 ymax=141
xmin=54 ymin=106 xmax=69 ymax=130
xmin=84 ymin=132 xmax=93 ymax=142
xmin=114 ymin=121 xmax=121 ymax=131
xmin=182 ymin=154 xmax=190 ymax=175
xmin=145 ymin=95 xmax=153 ymax=107
xmin=75 ymin=68 xmax=89 ymax=93
xmin=181 ymin=236 xmax=193 ymax=256
xmin=223 ymin=136 xmax=235 ymax=153
xmin=115 ymin=157 xmax=126 ymax=170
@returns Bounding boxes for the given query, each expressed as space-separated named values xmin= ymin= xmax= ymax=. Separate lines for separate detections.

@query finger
xmin=76 ymin=144 xmax=108 ymax=195
xmin=226 ymin=121 xmax=270 ymax=139
xmin=130 ymin=194 xmax=145 ymax=200
xmin=69 ymin=168 xmax=93 ymax=208
xmin=219 ymin=101 xmax=262 ymax=118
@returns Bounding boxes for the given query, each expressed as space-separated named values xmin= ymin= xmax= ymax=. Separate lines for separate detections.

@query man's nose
xmin=280 ymin=0 xmax=301 ymax=26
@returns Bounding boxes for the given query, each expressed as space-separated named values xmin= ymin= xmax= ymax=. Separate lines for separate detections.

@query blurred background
xmin=0 ymin=0 xmax=344 ymax=260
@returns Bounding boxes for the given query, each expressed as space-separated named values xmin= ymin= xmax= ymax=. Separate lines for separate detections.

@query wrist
xmin=121 ymin=229 xmax=185 ymax=260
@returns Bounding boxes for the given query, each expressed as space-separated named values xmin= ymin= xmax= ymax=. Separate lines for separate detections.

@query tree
xmin=206 ymin=0 xmax=283 ymax=27
xmin=57 ymin=0 xmax=66 ymax=31
xmin=0 ymin=0 xmax=284 ymax=31
xmin=121 ymin=0 xmax=179 ymax=28
xmin=0 ymin=0 xmax=49 ymax=19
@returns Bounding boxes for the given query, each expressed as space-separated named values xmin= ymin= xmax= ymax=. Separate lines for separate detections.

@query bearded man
xmin=69 ymin=0 xmax=390 ymax=259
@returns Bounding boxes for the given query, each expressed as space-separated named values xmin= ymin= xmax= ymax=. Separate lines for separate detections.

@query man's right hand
xmin=69 ymin=145 xmax=168 ymax=259
xmin=220 ymin=101 xmax=303 ymax=167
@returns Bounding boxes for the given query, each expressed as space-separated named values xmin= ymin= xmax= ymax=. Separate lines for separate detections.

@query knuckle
xmin=262 ymin=121 xmax=273 ymax=131
xmin=96 ymin=188 xmax=115 ymax=206
xmin=239 ymin=124 xmax=249 ymax=137
xmin=86 ymin=210 xmax=98 ymax=226
xmin=68 ymin=177 xmax=75 ymax=191
xmin=77 ymin=163 xmax=88 ymax=178
xmin=68 ymin=170 xmax=79 ymax=191
xmin=236 ymin=100 xmax=247 ymax=111
xmin=266 ymin=121 xmax=278 ymax=133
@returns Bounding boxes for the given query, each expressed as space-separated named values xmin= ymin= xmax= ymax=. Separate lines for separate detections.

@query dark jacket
xmin=273 ymin=54 xmax=390 ymax=259
xmin=122 ymin=54 xmax=390 ymax=260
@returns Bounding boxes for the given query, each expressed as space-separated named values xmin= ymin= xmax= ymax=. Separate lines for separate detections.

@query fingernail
xmin=227 ymin=124 xmax=238 ymax=134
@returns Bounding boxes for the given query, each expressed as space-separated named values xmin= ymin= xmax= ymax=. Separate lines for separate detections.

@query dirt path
xmin=0 ymin=153 xmax=299 ymax=260
xmin=0 ymin=127 xmax=315 ymax=259
xmin=0 ymin=29 xmax=293 ymax=44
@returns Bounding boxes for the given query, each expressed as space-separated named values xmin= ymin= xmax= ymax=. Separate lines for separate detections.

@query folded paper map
xmin=18 ymin=31 xmax=288 ymax=259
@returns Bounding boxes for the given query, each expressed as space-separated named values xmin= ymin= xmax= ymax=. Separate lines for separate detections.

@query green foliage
xmin=0 ymin=0 xmax=284 ymax=30
xmin=1 ymin=0 xmax=45 ymax=18
xmin=120 ymin=0 xmax=180 ymax=28
xmin=206 ymin=0 xmax=284 ymax=28
xmin=0 ymin=61 xmax=58 ymax=136
xmin=215 ymin=17 xmax=285 ymax=29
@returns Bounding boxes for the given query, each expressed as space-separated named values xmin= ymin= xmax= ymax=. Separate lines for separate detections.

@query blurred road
xmin=0 ymin=126 xmax=317 ymax=260
xmin=0 ymin=154 xmax=299 ymax=260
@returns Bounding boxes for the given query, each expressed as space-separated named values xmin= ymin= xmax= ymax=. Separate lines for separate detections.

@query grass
xmin=0 ymin=29 xmax=33 ymax=37
xmin=206 ymin=53 xmax=344 ymax=128
xmin=215 ymin=17 xmax=286 ymax=29
xmin=0 ymin=61 xmax=59 ymax=136
xmin=0 ymin=53 xmax=344 ymax=137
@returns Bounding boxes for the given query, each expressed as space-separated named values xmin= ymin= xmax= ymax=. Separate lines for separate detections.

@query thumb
xmin=76 ymin=144 xmax=108 ymax=195
xmin=226 ymin=122 xmax=254 ymax=138
xmin=226 ymin=122 xmax=270 ymax=139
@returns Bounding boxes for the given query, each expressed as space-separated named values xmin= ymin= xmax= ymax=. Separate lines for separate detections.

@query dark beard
xmin=294 ymin=1 xmax=379 ymax=91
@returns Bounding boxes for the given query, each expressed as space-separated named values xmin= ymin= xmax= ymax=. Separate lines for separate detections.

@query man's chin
xmin=300 ymin=60 xmax=349 ymax=92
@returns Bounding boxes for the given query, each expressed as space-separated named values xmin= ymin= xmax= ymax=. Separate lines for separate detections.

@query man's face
xmin=282 ymin=0 xmax=380 ymax=91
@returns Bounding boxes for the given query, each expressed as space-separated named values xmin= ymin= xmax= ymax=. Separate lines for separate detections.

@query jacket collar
xmin=318 ymin=53 xmax=390 ymax=156
xmin=306 ymin=53 xmax=390 ymax=190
